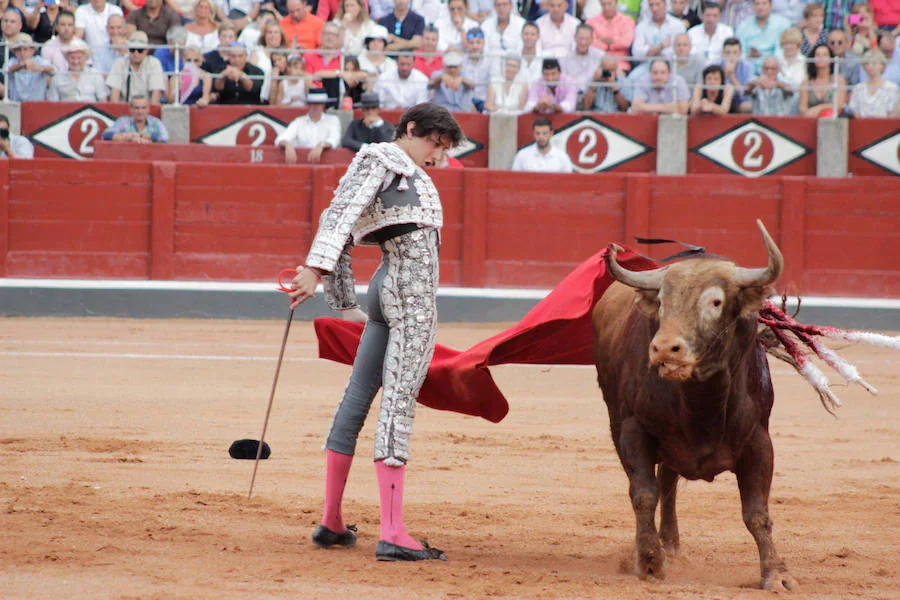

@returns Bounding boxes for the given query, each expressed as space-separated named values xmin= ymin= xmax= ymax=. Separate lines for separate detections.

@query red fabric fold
xmin=313 ymin=246 xmax=657 ymax=423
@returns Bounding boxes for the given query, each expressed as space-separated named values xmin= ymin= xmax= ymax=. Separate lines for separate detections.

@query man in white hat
xmin=48 ymin=38 xmax=110 ymax=102
xmin=107 ymin=30 xmax=166 ymax=104
xmin=428 ymin=51 xmax=476 ymax=111
xmin=7 ymin=33 xmax=55 ymax=102
xmin=274 ymin=89 xmax=341 ymax=164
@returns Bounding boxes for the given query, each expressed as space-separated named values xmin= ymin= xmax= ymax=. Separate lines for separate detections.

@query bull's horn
xmin=734 ymin=219 xmax=784 ymax=288
xmin=604 ymin=243 xmax=666 ymax=290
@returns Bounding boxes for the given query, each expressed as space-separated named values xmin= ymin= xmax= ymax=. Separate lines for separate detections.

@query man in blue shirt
xmin=378 ymin=0 xmax=424 ymax=53
xmin=736 ymin=0 xmax=791 ymax=73
xmin=717 ymin=36 xmax=756 ymax=111
xmin=429 ymin=51 xmax=476 ymax=111
xmin=102 ymin=95 xmax=169 ymax=143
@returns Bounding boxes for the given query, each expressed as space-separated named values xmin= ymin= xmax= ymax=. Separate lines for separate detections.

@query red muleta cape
xmin=313 ymin=246 xmax=657 ymax=423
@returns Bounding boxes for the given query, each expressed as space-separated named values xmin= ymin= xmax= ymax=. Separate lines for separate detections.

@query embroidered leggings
xmin=325 ymin=228 xmax=439 ymax=465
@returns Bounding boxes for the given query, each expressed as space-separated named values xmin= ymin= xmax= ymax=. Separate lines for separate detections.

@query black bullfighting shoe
xmin=375 ymin=540 xmax=447 ymax=562
xmin=311 ymin=524 xmax=358 ymax=548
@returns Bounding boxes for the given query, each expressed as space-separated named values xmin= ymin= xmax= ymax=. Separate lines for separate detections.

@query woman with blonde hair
xmin=847 ymin=49 xmax=899 ymax=118
xmin=333 ymin=0 xmax=377 ymax=56
xmin=779 ymin=27 xmax=806 ymax=91
xmin=185 ymin=0 xmax=219 ymax=53
xmin=250 ymin=22 xmax=290 ymax=102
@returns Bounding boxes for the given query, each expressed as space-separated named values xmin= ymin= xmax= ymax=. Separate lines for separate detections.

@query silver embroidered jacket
xmin=305 ymin=142 xmax=443 ymax=311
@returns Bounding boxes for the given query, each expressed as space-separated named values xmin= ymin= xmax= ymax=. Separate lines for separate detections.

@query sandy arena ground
xmin=0 ymin=317 xmax=898 ymax=599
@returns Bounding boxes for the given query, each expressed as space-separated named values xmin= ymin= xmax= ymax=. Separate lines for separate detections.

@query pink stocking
xmin=376 ymin=460 xmax=422 ymax=550
xmin=321 ymin=450 xmax=353 ymax=533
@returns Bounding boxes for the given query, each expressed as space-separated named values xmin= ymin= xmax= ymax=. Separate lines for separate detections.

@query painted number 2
xmin=247 ymin=123 xmax=268 ymax=147
xmin=577 ymin=128 xmax=598 ymax=165
xmin=78 ymin=118 xmax=100 ymax=156
xmin=741 ymin=131 xmax=764 ymax=169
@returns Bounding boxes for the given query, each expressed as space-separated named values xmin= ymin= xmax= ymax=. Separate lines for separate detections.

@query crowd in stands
xmin=2 ymin=0 xmax=900 ymax=161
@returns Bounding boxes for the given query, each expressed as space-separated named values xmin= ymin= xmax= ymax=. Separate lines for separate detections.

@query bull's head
xmin=606 ymin=220 xmax=783 ymax=382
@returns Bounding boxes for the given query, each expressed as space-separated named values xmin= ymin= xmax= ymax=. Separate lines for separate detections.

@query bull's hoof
xmin=661 ymin=539 xmax=680 ymax=559
xmin=635 ymin=546 xmax=667 ymax=580
xmin=761 ymin=567 xmax=798 ymax=592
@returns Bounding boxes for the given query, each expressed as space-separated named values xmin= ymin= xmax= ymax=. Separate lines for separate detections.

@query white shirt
xmin=434 ymin=15 xmax=479 ymax=52
xmin=481 ymin=13 xmax=526 ymax=57
xmin=536 ymin=13 xmax=580 ymax=59
xmin=188 ymin=29 xmax=221 ymax=53
xmin=518 ymin=53 xmax=545 ymax=85
xmin=632 ymin=14 xmax=685 ymax=61
xmin=511 ymin=143 xmax=573 ymax=173
xmin=358 ymin=53 xmax=398 ymax=78
xmin=687 ymin=22 xmax=734 ymax=64
xmin=275 ymin=113 xmax=341 ymax=149
xmin=375 ymin=68 xmax=430 ymax=109
xmin=333 ymin=19 xmax=379 ymax=57
xmin=75 ymin=2 xmax=124 ymax=50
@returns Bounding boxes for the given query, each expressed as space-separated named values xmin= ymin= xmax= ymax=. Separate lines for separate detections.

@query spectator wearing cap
xmin=518 ymin=21 xmax=544 ymax=84
xmin=375 ymin=53 xmax=429 ymax=108
xmin=735 ymin=0 xmax=790 ymax=72
xmin=0 ymin=114 xmax=34 ymax=160
xmin=688 ymin=1 xmax=734 ymax=64
xmin=632 ymin=58 xmax=690 ymax=114
xmin=537 ymin=0 xmax=579 ymax=58
xmin=341 ymin=92 xmax=395 ymax=151
xmin=41 ymin=10 xmax=78 ymax=73
xmin=716 ymin=36 xmax=755 ymax=110
xmin=216 ymin=0 xmax=263 ymax=33
xmin=280 ymin=0 xmax=324 ymax=49
xmin=1 ymin=7 xmax=24 ymax=70
xmin=524 ymin=57 xmax=577 ymax=113
xmin=414 ymin=25 xmax=443 ymax=76
xmin=481 ymin=0 xmax=525 ymax=57
xmin=586 ymin=0 xmax=635 ymax=71
xmin=275 ymin=89 xmax=341 ymax=163
xmin=429 ymin=51 xmax=477 ymax=111
xmin=125 ymin=0 xmax=181 ymax=47
xmin=379 ymin=0 xmax=425 ymax=51
xmin=211 ymin=41 xmax=265 ymax=104
xmin=562 ymin=24 xmax=604 ymax=97
xmin=461 ymin=26 xmax=491 ymax=111
xmin=74 ymin=0 xmax=123 ymax=54
xmin=48 ymin=37 xmax=109 ymax=101
xmin=633 ymin=0 xmax=686 ymax=62
xmin=581 ymin=55 xmax=630 ymax=112
xmin=511 ymin=117 xmax=573 ymax=173
xmin=102 ymin=95 xmax=169 ymax=144
xmin=435 ymin=0 xmax=478 ymax=52
xmin=107 ymin=31 xmax=166 ymax=104
xmin=358 ymin=25 xmax=398 ymax=78
xmin=305 ymin=22 xmax=343 ymax=107
xmin=745 ymin=55 xmax=793 ymax=115
xmin=91 ymin=13 xmax=128 ymax=75
xmin=7 ymin=33 xmax=54 ymax=102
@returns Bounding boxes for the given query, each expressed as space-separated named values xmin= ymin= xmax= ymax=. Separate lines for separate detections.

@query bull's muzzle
xmin=649 ymin=334 xmax=696 ymax=382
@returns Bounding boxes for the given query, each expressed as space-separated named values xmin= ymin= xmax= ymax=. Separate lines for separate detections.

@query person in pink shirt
xmin=869 ymin=0 xmax=900 ymax=34
xmin=524 ymin=58 xmax=577 ymax=113
xmin=586 ymin=0 xmax=635 ymax=71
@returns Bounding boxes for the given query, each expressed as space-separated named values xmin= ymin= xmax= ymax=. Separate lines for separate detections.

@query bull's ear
xmin=634 ymin=289 xmax=660 ymax=317
xmin=738 ymin=285 xmax=774 ymax=318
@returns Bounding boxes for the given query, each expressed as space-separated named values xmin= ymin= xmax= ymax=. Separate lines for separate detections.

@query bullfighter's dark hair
xmin=394 ymin=103 xmax=465 ymax=148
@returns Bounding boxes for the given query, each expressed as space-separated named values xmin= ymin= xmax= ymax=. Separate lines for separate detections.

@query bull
xmin=592 ymin=220 xmax=797 ymax=591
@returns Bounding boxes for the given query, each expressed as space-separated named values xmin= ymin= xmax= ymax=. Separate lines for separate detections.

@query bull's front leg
xmin=735 ymin=427 xmax=797 ymax=592
xmin=657 ymin=464 xmax=680 ymax=556
xmin=618 ymin=417 xmax=666 ymax=580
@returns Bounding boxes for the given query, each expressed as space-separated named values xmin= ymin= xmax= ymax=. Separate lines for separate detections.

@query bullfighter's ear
xmin=738 ymin=284 xmax=774 ymax=318
xmin=634 ymin=289 xmax=660 ymax=317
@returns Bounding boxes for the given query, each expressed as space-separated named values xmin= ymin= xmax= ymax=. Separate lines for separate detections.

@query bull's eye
xmin=713 ymin=299 xmax=722 ymax=308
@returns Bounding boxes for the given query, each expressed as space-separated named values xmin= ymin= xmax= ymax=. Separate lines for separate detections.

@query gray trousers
xmin=324 ymin=228 xmax=439 ymax=465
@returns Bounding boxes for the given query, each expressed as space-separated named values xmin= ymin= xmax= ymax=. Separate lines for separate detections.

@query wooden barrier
xmin=2 ymin=158 xmax=898 ymax=297
xmin=93 ymin=141 xmax=356 ymax=164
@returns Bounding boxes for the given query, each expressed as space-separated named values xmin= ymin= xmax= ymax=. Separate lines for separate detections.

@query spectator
xmin=91 ymin=13 xmax=128 ymax=74
xmin=48 ymin=37 xmax=109 ymax=101
xmin=216 ymin=0 xmax=262 ymax=32
xmin=778 ymin=27 xmax=805 ymax=90
xmin=270 ymin=53 xmax=312 ymax=104
xmin=102 ymin=95 xmax=169 ymax=144
xmin=376 ymin=52 xmax=429 ymax=108
xmin=171 ymin=0 xmax=204 ymax=22
xmin=342 ymin=92 xmax=394 ymax=151
xmin=414 ymin=24 xmax=442 ymax=76
xmin=849 ymin=49 xmax=899 ymax=117
xmin=671 ymin=32 xmax=704 ymax=84
xmin=211 ymin=41 xmax=265 ymax=103
xmin=125 ymin=0 xmax=181 ymax=47
xmin=485 ymin=53 xmax=528 ymax=113
xmin=632 ymin=58 xmax=689 ymax=114
xmin=358 ymin=26 xmax=398 ymax=78
xmin=153 ymin=26 xmax=187 ymax=76
xmin=200 ymin=22 xmax=239 ymax=76
xmin=23 ymin=0 xmax=63 ymax=44
xmin=586 ymin=0 xmax=635 ymax=71
xmin=275 ymin=89 xmax=341 ymax=163
xmin=863 ymin=31 xmax=900 ymax=86
xmin=821 ymin=0 xmax=854 ymax=33
xmin=633 ymin=0 xmax=685 ymax=62
xmin=668 ymin=0 xmax=701 ymax=30
xmin=482 ymin=0 xmax=525 ymax=56
xmin=74 ymin=0 xmax=123 ymax=53
xmin=0 ymin=114 xmax=34 ymax=159
xmin=8 ymin=34 xmax=54 ymax=102
xmin=870 ymin=0 xmax=900 ymax=33
xmin=41 ymin=10 xmax=78 ymax=73
xmin=799 ymin=43 xmax=847 ymax=117
xmin=429 ymin=51 xmax=476 ymax=111
xmin=334 ymin=0 xmax=378 ymax=55
xmin=238 ymin=8 xmax=279 ymax=52
xmin=562 ymin=24 xmax=604 ymax=96
xmin=717 ymin=36 xmax=755 ymax=111
xmin=799 ymin=3 xmax=827 ymax=56
xmin=318 ymin=0 xmax=364 ymax=22
xmin=249 ymin=23 xmax=288 ymax=101
xmin=746 ymin=55 xmax=792 ymax=114
xmin=688 ymin=1 xmax=733 ymax=64
xmin=537 ymin=0 xmax=579 ymax=58
xmin=368 ymin=0 xmax=396 ymax=21
xmin=107 ymin=31 xmax=166 ymax=104
xmin=770 ymin=0 xmax=806 ymax=26
xmin=461 ymin=26 xmax=491 ymax=111
xmin=187 ymin=0 xmax=224 ymax=53
xmin=827 ymin=28 xmax=861 ymax=86
xmin=379 ymin=0 xmax=425 ymax=51
xmin=340 ymin=55 xmax=367 ymax=104
xmin=847 ymin=3 xmax=878 ymax=57
xmin=280 ymin=0 xmax=324 ymax=49
xmin=169 ymin=45 xmax=205 ymax=104
xmin=581 ymin=54 xmax=630 ymax=112
xmin=467 ymin=0 xmax=493 ymax=22
xmin=518 ymin=20 xmax=544 ymax=84
xmin=1 ymin=7 xmax=24 ymax=70
xmin=434 ymin=0 xmax=477 ymax=52
xmin=306 ymin=22 xmax=344 ymax=107
xmin=511 ymin=117 xmax=573 ymax=173
xmin=524 ymin=57 xmax=577 ymax=113
xmin=719 ymin=0 xmax=755 ymax=30
xmin=735 ymin=0 xmax=790 ymax=73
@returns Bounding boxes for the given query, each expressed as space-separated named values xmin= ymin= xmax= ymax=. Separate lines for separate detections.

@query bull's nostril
xmin=651 ymin=344 xmax=659 ymax=353
xmin=671 ymin=345 xmax=680 ymax=353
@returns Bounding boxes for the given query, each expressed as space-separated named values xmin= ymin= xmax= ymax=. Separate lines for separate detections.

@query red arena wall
xmin=1 ymin=159 xmax=897 ymax=298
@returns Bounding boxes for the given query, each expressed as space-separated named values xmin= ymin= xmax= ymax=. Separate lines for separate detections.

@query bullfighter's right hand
xmin=288 ymin=267 xmax=320 ymax=309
